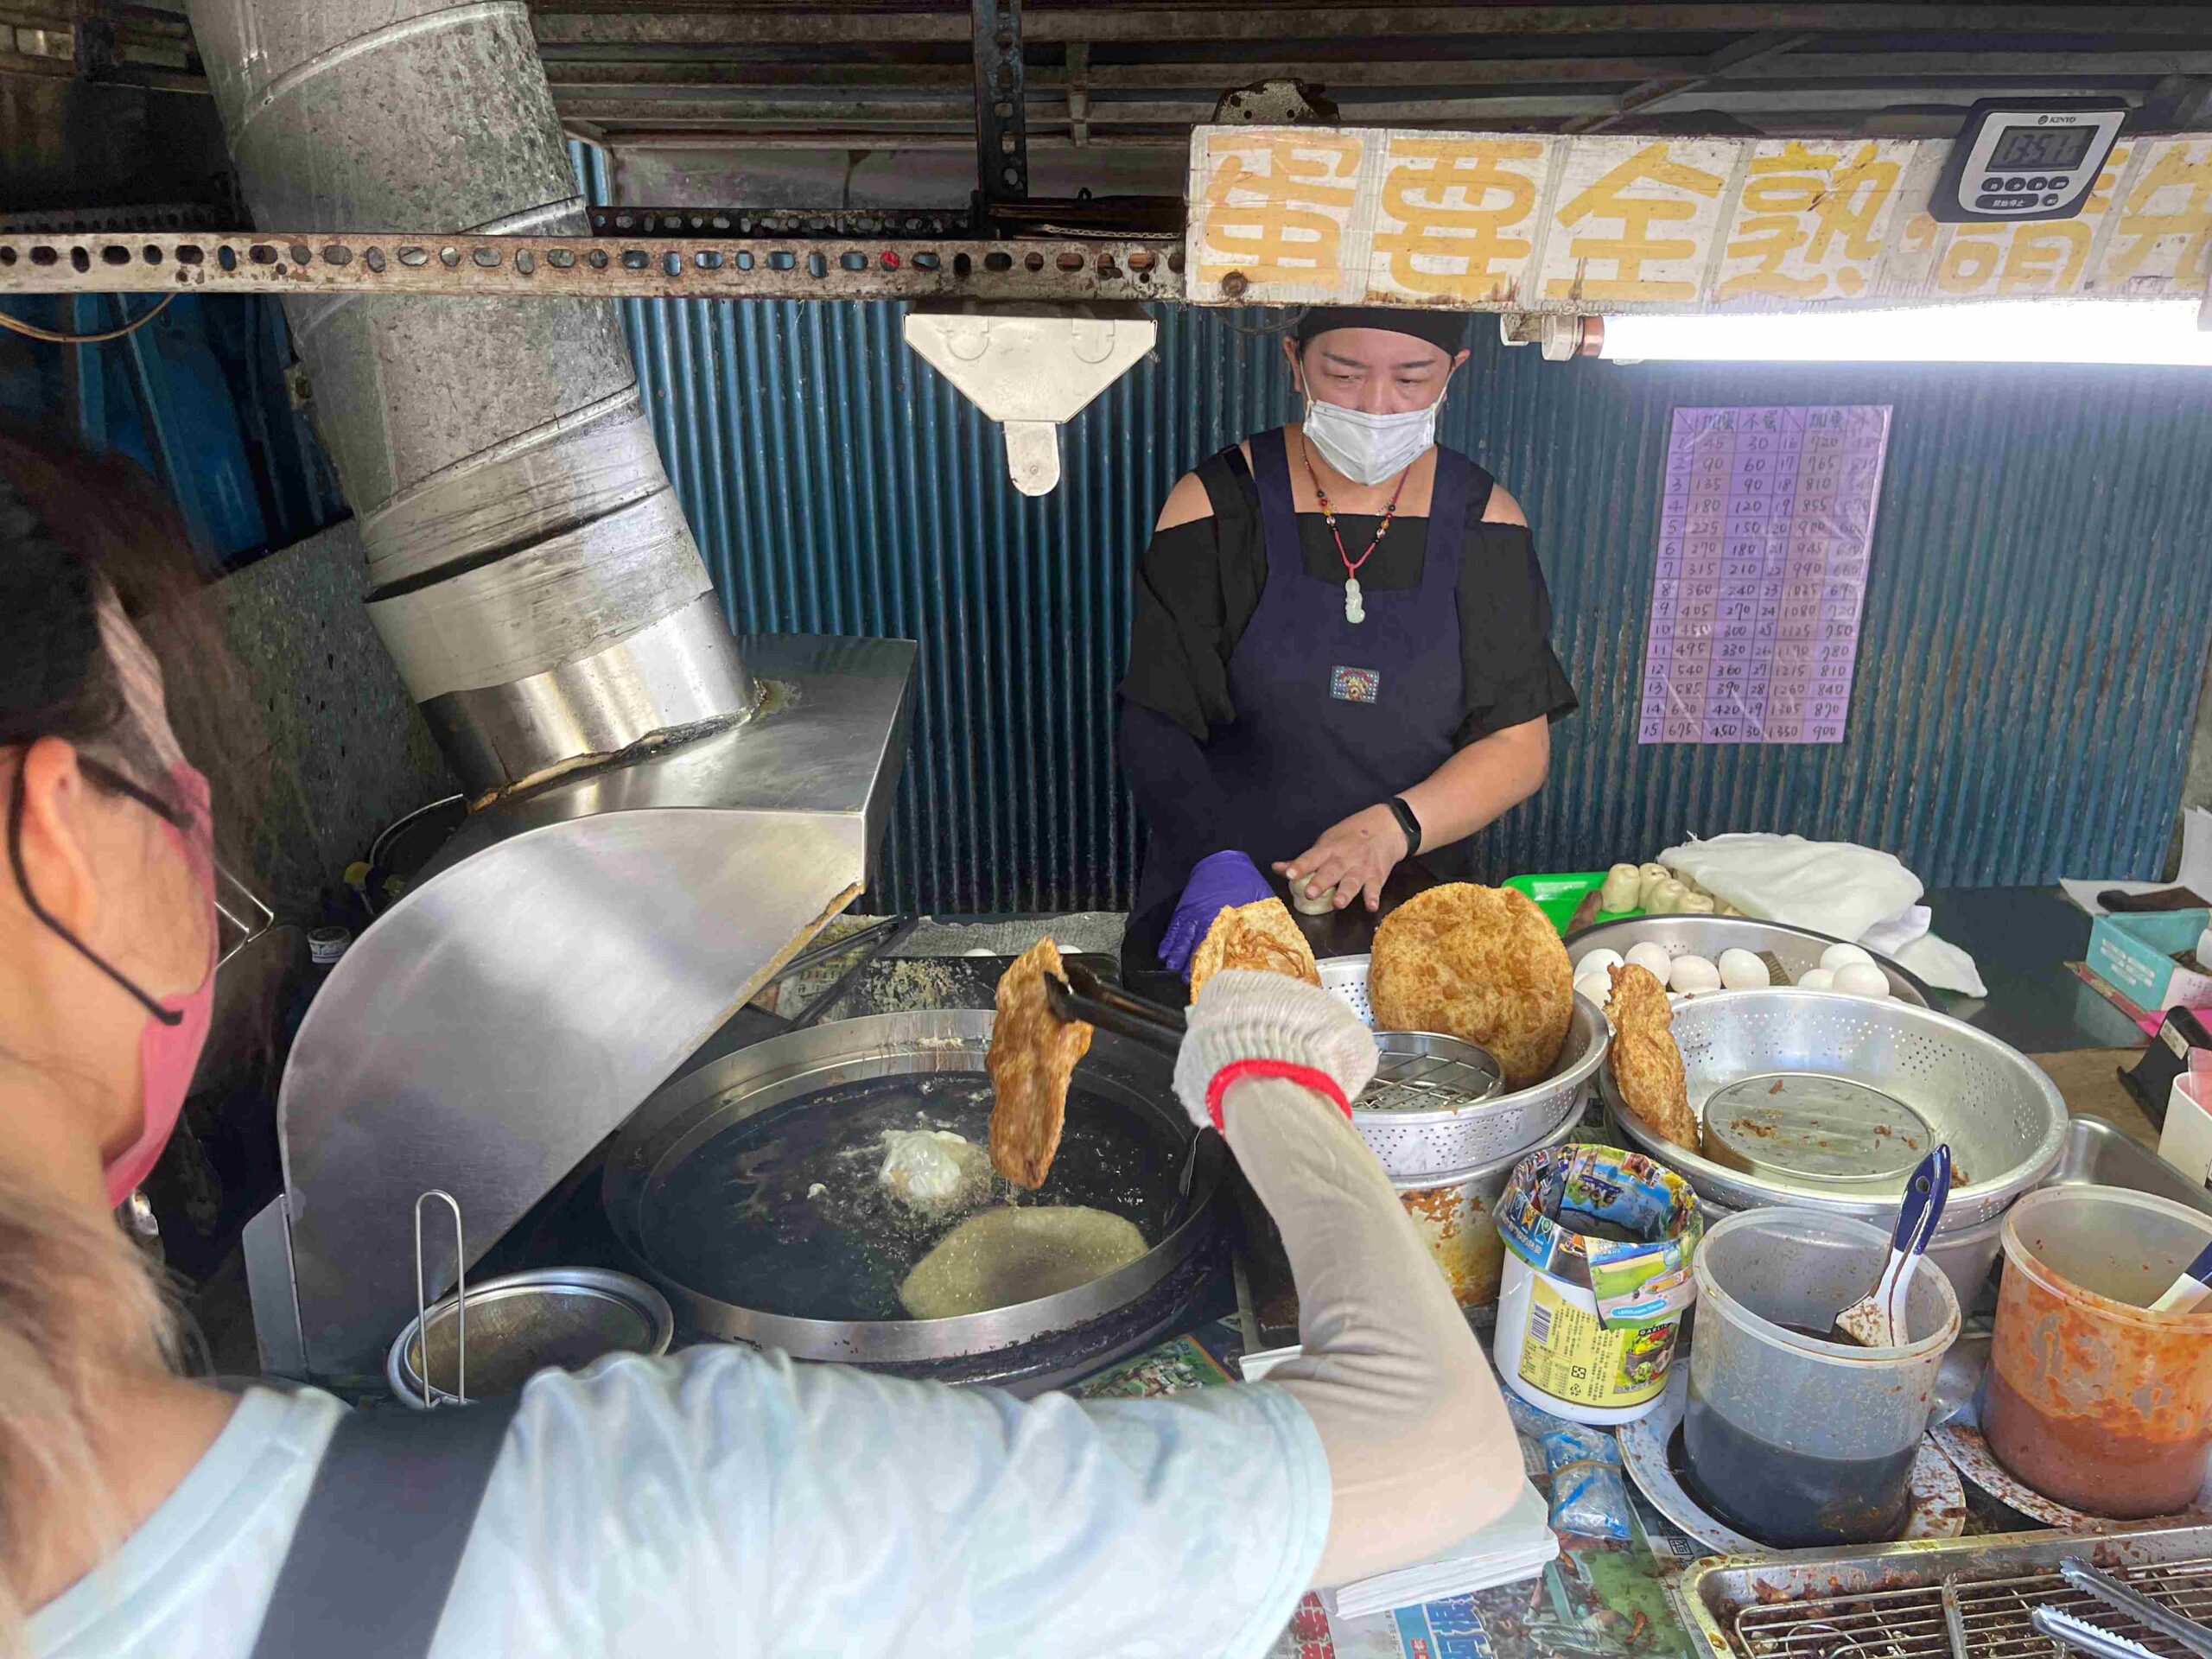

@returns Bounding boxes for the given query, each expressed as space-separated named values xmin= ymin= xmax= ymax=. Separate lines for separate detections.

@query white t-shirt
xmin=31 ymin=1344 xmax=1330 ymax=1658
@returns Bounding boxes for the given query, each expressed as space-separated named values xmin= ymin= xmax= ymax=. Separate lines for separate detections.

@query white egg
xmin=1796 ymin=967 xmax=1835 ymax=991
xmin=1574 ymin=947 xmax=1624 ymax=977
xmin=1717 ymin=948 xmax=1770 ymax=990
xmin=1624 ymin=942 xmax=1674 ymax=980
xmin=1669 ymin=954 xmax=1721 ymax=994
xmin=1573 ymin=973 xmax=1612 ymax=1007
xmin=1820 ymin=941 xmax=1874 ymax=972
xmin=1834 ymin=962 xmax=1892 ymax=999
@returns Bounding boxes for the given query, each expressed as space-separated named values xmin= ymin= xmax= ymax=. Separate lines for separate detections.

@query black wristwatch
xmin=1384 ymin=796 xmax=1422 ymax=857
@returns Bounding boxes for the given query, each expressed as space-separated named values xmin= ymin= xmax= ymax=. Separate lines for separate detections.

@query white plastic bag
xmin=1660 ymin=834 xmax=1923 ymax=944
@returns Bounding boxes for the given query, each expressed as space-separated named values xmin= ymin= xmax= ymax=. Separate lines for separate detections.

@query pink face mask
xmin=4 ymin=754 xmax=218 ymax=1207
xmin=101 ymin=763 xmax=217 ymax=1206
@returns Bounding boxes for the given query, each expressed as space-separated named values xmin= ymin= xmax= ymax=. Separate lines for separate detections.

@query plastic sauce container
xmin=1687 ymin=1209 xmax=1960 ymax=1548
xmin=1492 ymin=1144 xmax=1702 ymax=1426
xmin=1985 ymin=1185 xmax=2212 ymax=1517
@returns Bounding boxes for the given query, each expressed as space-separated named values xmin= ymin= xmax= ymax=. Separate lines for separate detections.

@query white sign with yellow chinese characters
xmin=1186 ymin=127 xmax=2212 ymax=312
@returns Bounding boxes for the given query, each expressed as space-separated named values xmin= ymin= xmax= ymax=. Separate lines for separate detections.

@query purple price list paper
xmin=1639 ymin=404 xmax=1891 ymax=745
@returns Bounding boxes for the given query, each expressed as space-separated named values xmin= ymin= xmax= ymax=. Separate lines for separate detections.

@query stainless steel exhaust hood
xmin=181 ymin=0 xmax=922 ymax=1379
xmin=248 ymin=635 xmax=913 ymax=1382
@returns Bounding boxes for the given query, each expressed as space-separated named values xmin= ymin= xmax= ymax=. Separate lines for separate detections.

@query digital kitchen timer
xmin=1929 ymin=98 xmax=2128 ymax=224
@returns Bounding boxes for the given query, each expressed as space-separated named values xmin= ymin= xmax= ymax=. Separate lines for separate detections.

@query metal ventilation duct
xmin=187 ymin=0 xmax=918 ymax=1379
xmin=184 ymin=0 xmax=752 ymax=798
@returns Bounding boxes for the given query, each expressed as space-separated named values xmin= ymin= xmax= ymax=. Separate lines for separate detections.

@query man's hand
xmin=1275 ymin=802 xmax=1412 ymax=914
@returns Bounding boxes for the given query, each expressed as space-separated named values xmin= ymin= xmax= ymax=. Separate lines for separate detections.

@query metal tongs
xmin=2032 ymin=1558 xmax=2212 ymax=1659
xmin=1043 ymin=960 xmax=1185 ymax=1058
xmin=1042 ymin=963 xmax=1207 ymax=1227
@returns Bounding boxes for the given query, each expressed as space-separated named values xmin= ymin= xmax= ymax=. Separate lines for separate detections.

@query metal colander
xmin=1319 ymin=953 xmax=1376 ymax=1025
xmin=1603 ymin=988 xmax=2066 ymax=1230
xmin=1333 ymin=976 xmax=1611 ymax=1180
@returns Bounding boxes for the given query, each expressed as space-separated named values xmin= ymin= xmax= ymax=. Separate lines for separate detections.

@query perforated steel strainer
xmin=1322 ymin=957 xmax=1611 ymax=1180
xmin=1602 ymin=988 xmax=2066 ymax=1229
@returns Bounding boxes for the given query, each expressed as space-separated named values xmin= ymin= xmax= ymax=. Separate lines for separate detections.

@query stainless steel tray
xmin=1679 ymin=1523 xmax=2212 ymax=1659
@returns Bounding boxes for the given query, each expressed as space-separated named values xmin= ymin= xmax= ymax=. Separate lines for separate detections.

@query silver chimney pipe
xmin=190 ymin=0 xmax=920 ymax=1380
xmin=184 ymin=0 xmax=752 ymax=798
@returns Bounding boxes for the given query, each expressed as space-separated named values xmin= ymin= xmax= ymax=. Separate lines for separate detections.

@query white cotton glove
xmin=1171 ymin=969 xmax=1379 ymax=1132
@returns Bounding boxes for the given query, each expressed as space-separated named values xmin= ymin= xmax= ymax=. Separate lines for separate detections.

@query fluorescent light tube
xmin=1596 ymin=301 xmax=2212 ymax=366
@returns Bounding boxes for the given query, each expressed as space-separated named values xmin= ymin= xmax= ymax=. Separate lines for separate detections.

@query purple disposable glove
xmin=1160 ymin=850 xmax=1274 ymax=977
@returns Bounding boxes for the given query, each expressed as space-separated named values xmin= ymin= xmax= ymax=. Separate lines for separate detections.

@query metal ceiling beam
xmin=973 ymin=0 xmax=1028 ymax=202
xmin=548 ymin=86 xmax=2145 ymax=131
xmin=0 ymin=227 xmax=1187 ymax=301
xmin=527 ymin=6 xmax=2212 ymax=48
xmin=1570 ymin=29 xmax=1813 ymax=133
xmin=531 ymin=51 xmax=2212 ymax=92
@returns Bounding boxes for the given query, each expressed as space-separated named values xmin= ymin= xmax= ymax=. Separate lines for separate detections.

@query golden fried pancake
xmin=986 ymin=938 xmax=1092 ymax=1188
xmin=1604 ymin=963 xmax=1699 ymax=1154
xmin=1368 ymin=884 xmax=1572 ymax=1087
xmin=1187 ymin=897 xmax=1322 ymax=1001
xmin=899 ymin=1205 xmax=1147 ymax=1319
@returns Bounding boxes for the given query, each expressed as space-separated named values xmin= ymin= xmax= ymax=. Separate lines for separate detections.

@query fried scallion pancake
xmin=986 ymin=937 xmax=1092 ymax=1189
xmin=1604 ymin=962 xmax=1700 ymax=1154
xmin=1367 ymin=884 xmax=1572 ymax=1087
xmin=898 ymin=1205 xmax=1147 ymax=1319
xmin=1187 ymin=897 xmax=1321 ymax=1001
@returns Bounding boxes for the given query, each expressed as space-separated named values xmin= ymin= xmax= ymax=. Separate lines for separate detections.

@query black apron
xmin=1125 ymin=428 xmax=1482 ymax=979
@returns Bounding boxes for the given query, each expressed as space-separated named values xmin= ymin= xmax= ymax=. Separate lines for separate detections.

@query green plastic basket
xmin=1503 ymin=871 xmax=1643 ymax=937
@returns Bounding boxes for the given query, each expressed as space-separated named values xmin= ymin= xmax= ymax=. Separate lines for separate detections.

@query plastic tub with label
xmin=1491 ymin=1143 xmax=1703 ymax=1426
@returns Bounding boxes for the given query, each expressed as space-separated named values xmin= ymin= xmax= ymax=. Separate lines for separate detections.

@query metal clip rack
xmin=411 ymin=1189 xmax=468 ymax=1408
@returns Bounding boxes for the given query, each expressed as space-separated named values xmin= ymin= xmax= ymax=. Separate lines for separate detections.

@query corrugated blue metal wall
xmin=0 ymin=293 xmax=346 ymax=571
xmin=581 ymin=149 xmax=2212 ymax=911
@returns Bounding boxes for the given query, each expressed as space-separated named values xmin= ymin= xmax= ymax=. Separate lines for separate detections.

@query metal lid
xmin=1356 ymin=1032 xmax=1505 ymax=1115
xmin=1702 ymin=1073 xmax=1933 ymax=1185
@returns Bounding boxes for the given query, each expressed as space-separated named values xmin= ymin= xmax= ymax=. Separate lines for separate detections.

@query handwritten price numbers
xmin=1640 ymin=406 xmax=1891 ymax=746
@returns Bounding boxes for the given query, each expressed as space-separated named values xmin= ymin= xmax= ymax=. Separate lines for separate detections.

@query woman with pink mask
xmin=2 ymin=432 xmax=1522 ymax=1657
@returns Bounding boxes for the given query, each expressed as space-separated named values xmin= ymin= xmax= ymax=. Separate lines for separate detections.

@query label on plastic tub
xmin=1496 ymin=1144 xmax=1702 ymax=1330
xmin=1587 ymin=1251 xmax=1696 ymax=1329
xmin=1518 ymin=1278 xmax=1679 ymax=1408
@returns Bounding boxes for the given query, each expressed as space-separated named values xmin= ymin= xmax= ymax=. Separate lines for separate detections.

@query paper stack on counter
xmin=1319 ymin=1478 xmax=1559 ymax=1622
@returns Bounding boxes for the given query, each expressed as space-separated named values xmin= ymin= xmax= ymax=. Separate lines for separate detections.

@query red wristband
xmin=1205 ymin=1058 xmax=1353 ymax=1132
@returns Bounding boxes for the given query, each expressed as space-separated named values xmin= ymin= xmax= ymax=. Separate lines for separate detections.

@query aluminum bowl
xmin=1602 ymin=988 xmax=2065 ymax=1230
xmin=1565 ymin=914 xmax=1933 ymax=1007
xmin=1320 ymin=951 xmax=1609 ymax=1181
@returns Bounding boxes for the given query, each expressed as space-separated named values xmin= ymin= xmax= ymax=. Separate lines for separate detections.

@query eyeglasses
xmin=78 ymin=757 xmax=274 ymax=968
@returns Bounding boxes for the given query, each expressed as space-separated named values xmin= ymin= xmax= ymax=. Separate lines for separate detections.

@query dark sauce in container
xmin=1679 ymin=1320 xmax=1918 ymax=1547
xmin=1681 ymin=1382 xmax=1916 ymax=1547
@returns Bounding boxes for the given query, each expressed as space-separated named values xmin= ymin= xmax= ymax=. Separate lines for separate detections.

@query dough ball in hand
xmin=1370 ymin=884 xmax=1573 ymax=1087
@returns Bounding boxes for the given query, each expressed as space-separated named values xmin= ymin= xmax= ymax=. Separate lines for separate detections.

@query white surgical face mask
xmin=1300 ymin=391 xmax=1442 ymax=486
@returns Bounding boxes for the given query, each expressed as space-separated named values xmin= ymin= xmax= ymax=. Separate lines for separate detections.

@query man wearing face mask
xmin=1119 ymin=307 xmax=1578 ymax=982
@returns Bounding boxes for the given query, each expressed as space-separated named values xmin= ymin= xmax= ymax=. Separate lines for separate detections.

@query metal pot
xmin=388 ymin=1266 xmax=675 ymax=1408
xmin=1395 ymin=1105 xmax=1585 ymax=1309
